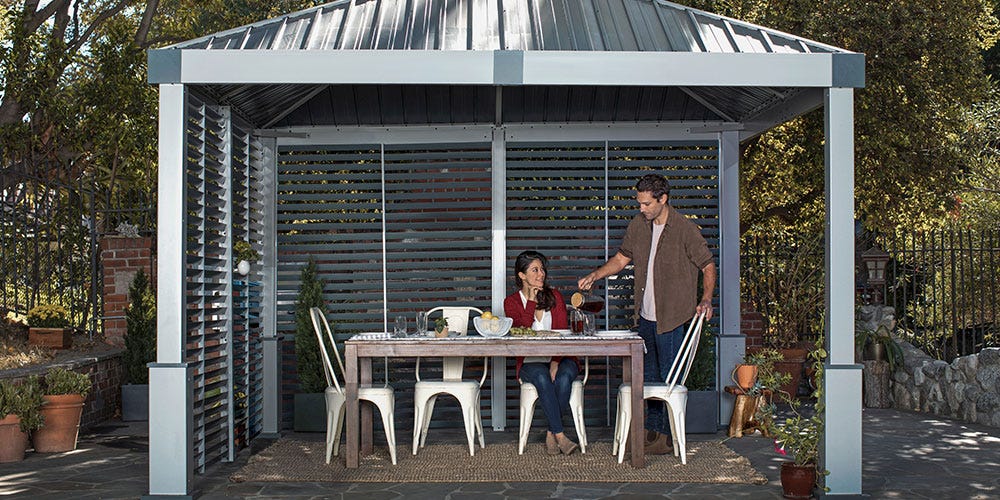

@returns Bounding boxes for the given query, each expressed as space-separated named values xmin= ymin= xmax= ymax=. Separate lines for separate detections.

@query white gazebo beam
xmin=149 ymin=83 xmax=194 ymax=497
xmin=823 ymin=87 xmax=862 ymax=495
xmin=148 ymin=50 xmax=865 ymax=89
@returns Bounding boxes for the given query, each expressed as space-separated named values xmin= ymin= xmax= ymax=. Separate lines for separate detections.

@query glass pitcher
xmin=571 ymin=291 xmax=604 ymax=313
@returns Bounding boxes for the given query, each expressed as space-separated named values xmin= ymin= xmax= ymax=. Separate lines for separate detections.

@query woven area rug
xmin=231 ymin=440 xmax=768 ymax=484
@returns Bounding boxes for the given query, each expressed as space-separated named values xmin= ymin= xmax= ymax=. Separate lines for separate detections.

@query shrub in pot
xmin=34 ymin=367 xmax=92 ymax=452
xmin=294 ymin=258 xmax=328 ymax=432
xmin=123 ymin=269 xmax=156 ymax=421
xmin=26 ymin=303 xmax=72 ymax=349
xmin=0 ymin=376 xmax=44 ymax=463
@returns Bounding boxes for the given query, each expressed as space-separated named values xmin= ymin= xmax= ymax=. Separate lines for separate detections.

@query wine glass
xmin=393 ymin=315 xmax=407 ymax=338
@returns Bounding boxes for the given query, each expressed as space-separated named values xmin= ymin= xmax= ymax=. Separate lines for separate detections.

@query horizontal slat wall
xmin=245 ymin=134 xmax=269 ymax=443
xmin=276 ymin=144 xmax=383 ymax=426
xmin=185 ymin=94 xmax=232 ymax=472
xmin=506 ymin=140 xmax=719 ymax=428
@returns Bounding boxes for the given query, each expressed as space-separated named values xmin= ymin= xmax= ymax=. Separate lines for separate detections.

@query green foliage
xmin=43 ymin=368 xmax=92 ymax=397
xmin=295 ymin=259 xmax=327 ymax=394
xmin=124 ymin=269 xmax=156 ymax=384
xmin=745 ymin=348 xmax=790 ymax=396
xmin=26 ymin=304 xmax=70 ymax=328
xmin=762 ymin=338 xmax=828 ymax=472
xmin=434 ymin=317 xmax=448 ymax=334
xmin=233 ymin=241 xmax=259 ymax=263
xmin=0 ymin=376 xmax=45 ymax=432
xmin=687 ymin=326 xmax=716 ymax=391
xmin=956 ymin=85 xmax=1000 ymax=230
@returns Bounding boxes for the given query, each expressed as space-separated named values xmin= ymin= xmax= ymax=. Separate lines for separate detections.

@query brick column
xmin=741 ymin=302 xmax=765 ymax=350
xmin=101 ymin=236 xmax=156 ymax=345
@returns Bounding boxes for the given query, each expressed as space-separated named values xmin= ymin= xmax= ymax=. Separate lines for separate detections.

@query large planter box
xmin=686 ymin=390 xmax=720 ymax=434
xmin=294 ymin=393 xmax=326 ymax=432
xmin=28 ymin=327 xmax=72 ymax=349
xmin=121 ymin=384 xmax=149 ymax=421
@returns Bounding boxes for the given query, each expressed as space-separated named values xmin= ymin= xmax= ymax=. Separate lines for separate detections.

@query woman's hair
xmin=513 ymin=250 xmax=556 ymax=311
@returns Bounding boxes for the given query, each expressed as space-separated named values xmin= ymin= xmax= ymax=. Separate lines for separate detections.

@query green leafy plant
xmin=434 ymin=317 xmax=448 ymax=334
xmin=43 ymin=367 xmax=92 ymax=397
xmin=687 ymin=326 xmax=716 ymax=391
xmin=124 ymin=269 xmax=156 ymax=384
xmin=855 ymin=325 xmax=904 ymax=372
xmin=233 ymin=240 xmax=259 ymax=263
xmin=0 ymin=376 xmax=45 ymax=432
xmin=745 ymin=348 xmax=790 ymax=396
xmin=295 ymin=258 xmax=327 ymax=394
xmin=26 ymin=304 xmax=70 ymax=328
xmin=748 ymin=234 xmax=824 ymax=349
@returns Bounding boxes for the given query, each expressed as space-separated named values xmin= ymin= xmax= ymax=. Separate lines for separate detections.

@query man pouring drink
xmin=578 ymin=173 xmax=716 ymax=455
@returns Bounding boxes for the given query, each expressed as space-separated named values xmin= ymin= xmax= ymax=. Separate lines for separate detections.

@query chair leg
xmin=330 ymin=404 xmax=346 ymax=462
xmin=412 ymin=394 xmax=426 ymax=455
xmin=420 ymin=396 xmax=437 ymax=449
xmin=615 ymin=395 xmax=631 ymax=464
xmin=517 ymin=392 xmax=537 ymax=455
xmin=326 ymin=406 xmax=341 ymax=464
xmin=474 ymin=394 xmax=485 ymax=449
xmin=668 ymin=400 xmax=688 ymax=464
xmin=570 ymin=385 xmax=587 ymax=453
xmin=376 ymin=401 xmax=397 ymax=465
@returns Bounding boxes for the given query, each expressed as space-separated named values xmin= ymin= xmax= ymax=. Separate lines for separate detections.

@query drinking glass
xmin=416 ymin=311 xmax=428 ymax=336
xmin=394 ymin=315 xmax=408 ymax=337
xmin=583 ymin=312 xmax=597 ymax=336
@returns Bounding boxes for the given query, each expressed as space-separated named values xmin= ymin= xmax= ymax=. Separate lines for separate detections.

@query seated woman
xmin=503 ymin=250 xmax=579 ymax=455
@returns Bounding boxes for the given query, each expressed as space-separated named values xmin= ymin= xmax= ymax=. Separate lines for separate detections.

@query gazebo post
xmin=822 ymin=87 xmax=863 ymax=495
xmin=717 ymin=129 xmax=744 ymax=427
xmin=149 ymin=83 xmax=194 ymax=497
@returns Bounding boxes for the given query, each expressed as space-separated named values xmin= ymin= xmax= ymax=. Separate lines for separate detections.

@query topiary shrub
xmin=43 ymin=367 xmax=92 ymax=397
xmin=124 ymin=269 xmax=156 ymax=384
xmin=295 ymin=258 xmax=327 ymax=394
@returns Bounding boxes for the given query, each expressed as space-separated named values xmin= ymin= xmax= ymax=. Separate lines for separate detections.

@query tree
xmin=124 ymin=269 xmax=156 ymax=384
xmin=294 ymin=258 xmax=327 ymax=394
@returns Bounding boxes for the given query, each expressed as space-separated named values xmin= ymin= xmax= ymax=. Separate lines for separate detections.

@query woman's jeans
xmin=519 ymin=358 xmax=579 ymax=434
xmin=638 ymin=317 xmax=685 ymax=436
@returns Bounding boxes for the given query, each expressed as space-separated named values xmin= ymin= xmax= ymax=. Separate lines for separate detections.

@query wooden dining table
xmin=343 ymin=333 xmax=647 ymax=468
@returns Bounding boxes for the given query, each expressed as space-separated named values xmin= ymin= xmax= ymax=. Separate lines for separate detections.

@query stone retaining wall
xmin=892 ymin=340 xmax=1000 ymax=427
xmin=0 ymin=350 xmax=124 ymax=429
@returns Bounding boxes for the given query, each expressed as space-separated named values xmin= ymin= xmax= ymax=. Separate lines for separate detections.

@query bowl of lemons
xmin=473 ymin=312 xmax=512 ymax=338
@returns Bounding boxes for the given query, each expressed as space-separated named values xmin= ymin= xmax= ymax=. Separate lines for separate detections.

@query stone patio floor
xmin=1 ymin=408 xmax=999 ymax=499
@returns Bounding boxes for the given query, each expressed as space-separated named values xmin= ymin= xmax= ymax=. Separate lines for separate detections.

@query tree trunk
xmin=863 ymin=360 xmax=891 ymax=408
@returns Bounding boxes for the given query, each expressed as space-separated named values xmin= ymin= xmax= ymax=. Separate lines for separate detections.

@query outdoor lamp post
xmin=862 ymin=247 xmax=891 ymax=304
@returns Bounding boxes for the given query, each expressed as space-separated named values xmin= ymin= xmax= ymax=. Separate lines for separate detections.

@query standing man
xmin=578 ymin=173 xmax=716 ymax=455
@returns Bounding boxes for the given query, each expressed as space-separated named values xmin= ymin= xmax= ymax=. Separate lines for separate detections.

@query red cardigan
xmin=503 ymin=288 xmax=574 ymax=377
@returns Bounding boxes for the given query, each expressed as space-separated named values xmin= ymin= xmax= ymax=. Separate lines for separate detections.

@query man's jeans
xmin=638 ymin=317 xmax=685 ymax=436
xmin=519 ymin=358 xmax=579 ymax=434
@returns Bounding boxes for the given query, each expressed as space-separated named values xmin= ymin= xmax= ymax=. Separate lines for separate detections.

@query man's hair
xmin=635 ymin=174 xmax=670 ymax=199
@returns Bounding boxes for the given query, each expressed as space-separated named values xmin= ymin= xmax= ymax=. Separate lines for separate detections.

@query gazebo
xmin=147 ymin=0 xmax=864 ymax=497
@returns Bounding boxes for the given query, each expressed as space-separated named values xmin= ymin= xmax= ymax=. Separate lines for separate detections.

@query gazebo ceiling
xmin=152 ymin=0 xmax=862 ymax=131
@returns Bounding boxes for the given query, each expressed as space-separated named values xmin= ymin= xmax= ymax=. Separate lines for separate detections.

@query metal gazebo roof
xmin=149 ymin=0 xmax=863 ymax=133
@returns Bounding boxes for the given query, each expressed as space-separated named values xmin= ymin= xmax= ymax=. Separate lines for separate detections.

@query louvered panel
xmin=244 ymin=132 xmax=269 ymax=445
xmin=184 ymin=93 xmax=232 ymax=473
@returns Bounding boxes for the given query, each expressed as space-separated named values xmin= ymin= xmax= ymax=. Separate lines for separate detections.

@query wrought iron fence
xmin=0 ymin=170 xmax=155 ymax=337
xmin=876 ymin=229 xmax=999 ymax=361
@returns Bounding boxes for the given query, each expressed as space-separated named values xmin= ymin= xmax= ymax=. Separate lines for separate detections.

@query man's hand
xmin=577 ymin=274 xmax=596 ymax=291
xmin=696 ymin=298 xmax=713 ymax=321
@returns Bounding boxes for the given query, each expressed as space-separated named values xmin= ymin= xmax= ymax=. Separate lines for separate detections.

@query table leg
xmin=344 ymin=344 xmax=359 ymax=468
xmin=629 ymin=342 xmax=645 ymax=467
xmin=360 ymin=358 xmax=373 ymax=456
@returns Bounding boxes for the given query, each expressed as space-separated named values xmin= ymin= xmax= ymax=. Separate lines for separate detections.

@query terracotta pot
xmin=775 ymin=348 xmax=808 ymax=398
xmin=780 ymin=461 xmax=817 ymax=499
xmin=732 ymin=364 xmax=759 ymax=390
xmin=0 ymin=414 xmax=29 ymax=463
xmin=33 ymin=394 xmax=86 ymax=452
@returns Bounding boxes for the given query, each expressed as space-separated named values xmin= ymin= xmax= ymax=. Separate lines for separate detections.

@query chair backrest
xmin=419 ymin=306 xmax=485 ymax=382
xmin=309 ymin=307 xmax=344 ymax=395
xmin=664 ymin=311 xmax=707 ymax=393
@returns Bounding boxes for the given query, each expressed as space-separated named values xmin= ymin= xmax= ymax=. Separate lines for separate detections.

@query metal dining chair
xmin=611 ymin=311 xmax=707 ymax=464
xmin=309 ymin=307 xmax=397 ymax=465
xmin=517 ymin=357 xmax=590 ymax=454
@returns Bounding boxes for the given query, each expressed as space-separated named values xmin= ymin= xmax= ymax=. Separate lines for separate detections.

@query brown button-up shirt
xmin=618 ymin=205 xmax=714 ymax=333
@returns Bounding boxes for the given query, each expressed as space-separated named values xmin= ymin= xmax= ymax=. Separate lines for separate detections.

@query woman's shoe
xmin=556 ymin=434 xmax=579 ymax=455
xmin=546 ymin=433 xmax=560 ymax=455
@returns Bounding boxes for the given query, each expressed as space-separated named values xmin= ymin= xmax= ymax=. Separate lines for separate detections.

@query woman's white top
xmin=521 ymin=290 xmax=552 ymax=364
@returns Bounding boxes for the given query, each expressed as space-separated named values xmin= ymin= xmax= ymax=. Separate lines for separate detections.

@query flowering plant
xmin=762 ymin=337 xmax=827 ymax=467
xmin=233 ymin=240 xmax=259 ymax=263
xmin=26 ymin=304 xmax=70 ymax=328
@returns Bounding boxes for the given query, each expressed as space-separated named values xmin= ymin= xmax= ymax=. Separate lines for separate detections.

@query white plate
xmin=552 ymin=329 xmax=572 ymax=335
xmin=594 ymin=330 xmax=638 ymax=338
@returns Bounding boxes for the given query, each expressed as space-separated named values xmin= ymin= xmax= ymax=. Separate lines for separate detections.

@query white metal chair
xmin=517 ymin=357 xmax=590 ymax=454
xmin=611 ymin=311 xmax=706 ymax=464
xmin=412 ymin=306 xmax=488 ymax=456
xmin=309 ymin=307 xmax=397 ymax=465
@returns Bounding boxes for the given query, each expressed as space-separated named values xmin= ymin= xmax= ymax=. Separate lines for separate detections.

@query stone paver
xmin=1 ymin=408 xmax=999 ymax=498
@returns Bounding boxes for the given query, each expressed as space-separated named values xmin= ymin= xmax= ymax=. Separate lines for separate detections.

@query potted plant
xmin=434 ymin=317 xmax=449 ymax=338
xmin=122 ymin=269 xmax=156 ymax=421
xmin=27 ymin=303 xmax=72 ymax=349
xmin=33 ymin=367 xmax=92 ymax=452
xmin=685 ymin=326 xmax=719 ymax=433
xmin=761 ymin=338 xmax=828 ymax=499
xmin=751 ymin=235 xmax=824 ymax=397
xmin=294 ymin=258 xmax=327 ymax=432
xmin=855 ymin=325 xmax=903 ymax=372
xmin=0 ymin=376 xmax=44 ymax=463
xmin=233 ymin=240 xmax=259 ymax=276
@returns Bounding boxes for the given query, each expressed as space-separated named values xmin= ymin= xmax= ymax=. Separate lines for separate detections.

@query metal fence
xmin=877 ymin=229 xmax=999 ymax=361
xmin=0 ymin=170 xmax=154 ymax=337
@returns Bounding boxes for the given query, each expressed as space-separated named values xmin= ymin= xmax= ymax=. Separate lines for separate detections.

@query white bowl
xmin=473 ymin=317 xmax=513 ymax=338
